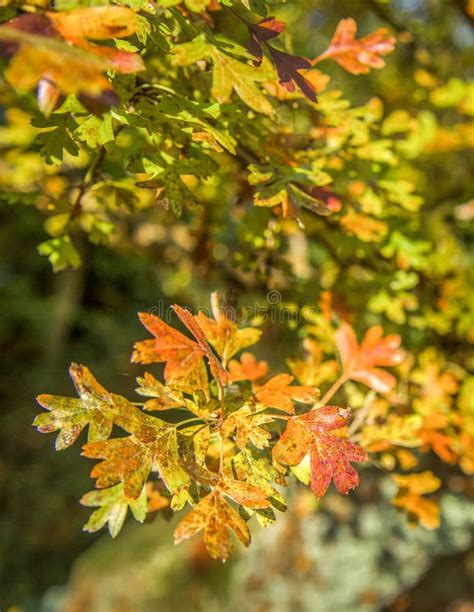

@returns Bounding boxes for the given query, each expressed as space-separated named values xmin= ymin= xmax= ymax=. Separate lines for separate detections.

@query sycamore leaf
xmin=82 ymin=436 xmax=153 ymax=500
xmin=174 ymin=490 xmax=250 ymax=561
xmin=32 ymin=113 xmax=79 ymax=164
xmin=37 ymin=236 xmax=81 ymax=271
xmin=34 ymin=364 xmax=114 ymax=449
xmin=210 ymin=47 xmax=274 ymax=115
xmin=314 ymin=18 xmax=396 ymax=75
xmin=254 ymin=373 xmax=319 ymax=414
xmin=35 ymin=363 xmax=162 ymax=448
xmin=222 ymin=405 xmax=273 ymax=449
xmin=81 ymin=483 xmax=147 ymax=538
xmin=273 ymin=406 xmax=367 ymax=497
xmin=228 ymin=352 xmax=269 ymax=383
xmin=266 ymin=47 xmax=317 ymax=102
xmin=392 ymin=471 xmax=441 ymax=529
xmin=132 ymin=312 xmax=209 ymax=394
xmin=335 ymin=322 xmax=405 ymax=393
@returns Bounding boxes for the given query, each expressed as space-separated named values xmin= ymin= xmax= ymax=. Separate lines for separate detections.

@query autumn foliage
xmin=36 ymin=292 xmax=395 ymax=560
xmin=1 ymin=0 xmax=472 ymax=568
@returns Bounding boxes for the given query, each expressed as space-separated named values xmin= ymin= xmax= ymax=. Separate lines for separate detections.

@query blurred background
xmin=1 ymin=0 xmax=473 ymax=610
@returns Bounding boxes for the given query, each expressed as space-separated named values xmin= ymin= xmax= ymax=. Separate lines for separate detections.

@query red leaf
xmin=273 ymin=406 xmax=368 ymax=497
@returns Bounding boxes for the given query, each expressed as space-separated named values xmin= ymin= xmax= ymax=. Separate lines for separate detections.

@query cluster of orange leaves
xmin=33 ymin=291 xmax=453 ymax=561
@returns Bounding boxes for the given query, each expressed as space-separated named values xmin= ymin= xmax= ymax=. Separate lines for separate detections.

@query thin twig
xmin=348 ymin=390 xmax=376 ymax=435
xmin=317 ymin=374 xmax=348 ymax=407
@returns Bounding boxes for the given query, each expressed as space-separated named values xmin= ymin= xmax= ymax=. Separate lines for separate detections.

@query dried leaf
xmin=246 ymin=16 xmax=317 ymax=101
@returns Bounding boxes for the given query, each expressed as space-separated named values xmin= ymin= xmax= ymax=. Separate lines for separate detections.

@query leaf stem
xmin=317 ymin=373 xmax=348 ymax=407
xmin=71 ymin=147 xmax=106 ymax=218
xmin=348 ymin=390 xmax=376 ymax=435
xmin=177 ymin=417 xmax=207 ymax=428
xmin=258 ymin=413 xmax=290 ymax=420
xmin=217 ymin=383 xmax=225 ymax=472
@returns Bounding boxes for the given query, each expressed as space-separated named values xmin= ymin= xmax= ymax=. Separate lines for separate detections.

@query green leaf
xmin=81 ymin=483 xmax=147 ymax=538
xmin=37 ymin=236 xmax=81 ymax=272
xmin=32 ymin=114 xmax=79 ymax=164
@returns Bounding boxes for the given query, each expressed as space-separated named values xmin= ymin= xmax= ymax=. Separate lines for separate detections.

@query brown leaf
xmin=247 ymin=17 xmax=286 ymax=66
xmin=245 ymin=16 xmax=317 ymax=101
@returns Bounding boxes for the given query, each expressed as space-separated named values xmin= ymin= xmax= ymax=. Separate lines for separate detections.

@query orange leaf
xmin=273 ymin=406 xmax=368 ymax=497
xmin=47 ymin=7 xmax=141 ymax=41
xmin=219 ymin=477 xmax=271 ymax=509
xmin=145 ymin=482 xmax=169 ymax=513
xmin=83 ymin=436 xmax=153 ymax=499
xmin=254 ymin=373 xmax=319 ymax=414
xmin=228 ymin=352 xmax=269 ymax=383
xmin=173 ymin=305 xmax=228 ymax=387
xmin=0 ymin=9 xmax=143 ymax=107
xmin=132 ymin=312 xmax=208 ymax=394
xmin=392 ymin=471 xmax=441 ymax=529
xmin=314 ymin=18 xmax=396 ymax=75
xmin=335 ymin=322 xmax=405 ymax=393
xmin=195 ymin=291 xmax=261 ymax=366
xmin=174 ymin=491 xmax=250 ymax=561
